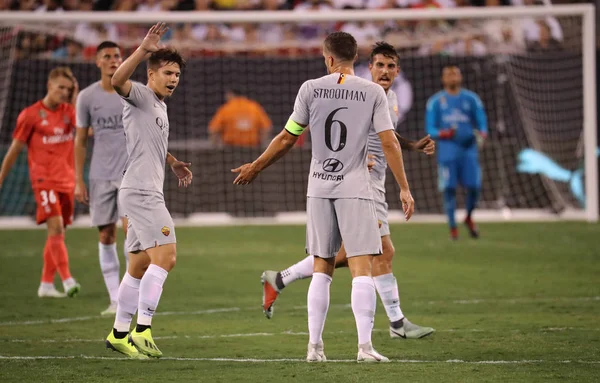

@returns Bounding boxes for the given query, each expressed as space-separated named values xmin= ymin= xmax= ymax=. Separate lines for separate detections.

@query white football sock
xmin=99 ymin=242 xmax=120 ymax=304
xmin=62 ymin=277 xmax=76 ymax=291
xmin=307 ymin=272 xmax=332 ymax=344
xmin=137 ymin=264 xmax=168 ymax=327
xmin=114 ymin=272 xmax=140 ymax=332
xmin=281 ymin=255 xmax=314 ymax=287
xmin=351 ymin=276 xmax=376 ymax=345
xmin=373 ymin=273 xmax=404 ymax=323
xmin=39 ymin=282 xmax=54 ymax=290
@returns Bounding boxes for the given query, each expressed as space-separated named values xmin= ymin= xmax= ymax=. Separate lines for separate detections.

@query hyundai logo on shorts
xmin=322 ymin=158 xmax=344 ymax=173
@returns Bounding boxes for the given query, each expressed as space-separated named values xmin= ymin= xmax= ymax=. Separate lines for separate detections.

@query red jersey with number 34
xmin=12 ymin=101 xmax=76 ymax=193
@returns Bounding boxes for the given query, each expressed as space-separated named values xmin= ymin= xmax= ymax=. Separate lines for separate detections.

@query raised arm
xmin=70 ymin=77 xmax=79 ymax=106
xmin=111 ymin=22 xmax=168 ymax=97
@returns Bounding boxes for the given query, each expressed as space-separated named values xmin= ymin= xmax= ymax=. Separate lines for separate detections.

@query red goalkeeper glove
xmin=476 ymin=131 xmax=487 ymax=148
xmin=438 ymin=128 xmax=456 ymax=140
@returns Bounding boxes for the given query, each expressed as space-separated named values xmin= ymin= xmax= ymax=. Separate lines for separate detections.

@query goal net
xmin=0 ymin=5 xmax=596 ymax=227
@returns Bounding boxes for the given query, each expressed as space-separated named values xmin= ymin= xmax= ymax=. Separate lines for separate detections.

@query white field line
xmin=0 ymin=307 xmax=240 ymax=327
xmin=1 ymin=296 xmax=598 ymax=327
xmin=0 ymin=355 xmax=598 ymax=364
xmin=4 ymin=327 xmax=600 ymax=345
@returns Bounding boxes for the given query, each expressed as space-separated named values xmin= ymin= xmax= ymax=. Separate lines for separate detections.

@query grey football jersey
xmin=76 ymin=82 xmax=127 ymax=181
xmin=119 ymin=82 xmax=170 ymax=194
xmin=368 ymin=89 xmax=400 ymax=191
xmin=290 ymin=73 xmax=394 ymax=199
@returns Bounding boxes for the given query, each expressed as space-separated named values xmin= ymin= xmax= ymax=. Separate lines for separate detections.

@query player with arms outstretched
xmin=426 ymin=65 xmax=488 ymax=240
xmin=75 ymin=41 xmax=129 ymax=316
xmin=233 ymin=32 xmax=415 ymax=362
xmin=103 ymin=23 xmax=192 ymax=359
xmin=261 ymin=42 xmax=435 ymax=340
xmin=0 ymin=67 xmax=81 ymax=298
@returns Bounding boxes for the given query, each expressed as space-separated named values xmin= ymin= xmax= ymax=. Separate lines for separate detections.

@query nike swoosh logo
xmin=390 ymin=327 xmax=406 ymax=338
xmin=93 ymin=106 xmax=102 ymax=111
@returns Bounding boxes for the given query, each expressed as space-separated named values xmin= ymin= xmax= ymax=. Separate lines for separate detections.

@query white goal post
xmin=0 ymin=5 xmax=596 ymax=228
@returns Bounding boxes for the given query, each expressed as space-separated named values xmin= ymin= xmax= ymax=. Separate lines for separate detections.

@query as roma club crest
xmin=161 ymin=226 xmax=170 ymax=236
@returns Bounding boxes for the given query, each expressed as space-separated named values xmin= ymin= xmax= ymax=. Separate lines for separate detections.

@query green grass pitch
xmin=0 ymin=222 xmax=599 ymax=382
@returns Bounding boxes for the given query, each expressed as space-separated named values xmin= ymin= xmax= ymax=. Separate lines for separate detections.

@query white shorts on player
xmin=306 ymin=197 xmax=382 ymax=258
xmin=90 ymin=179 xmax=124 ymax=227
xmin=120 ymin=189 xmax=176 ymax=253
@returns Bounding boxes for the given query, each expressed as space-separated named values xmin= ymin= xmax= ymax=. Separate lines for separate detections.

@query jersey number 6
xmin=325 ymin=107 xmax=348 ymax=152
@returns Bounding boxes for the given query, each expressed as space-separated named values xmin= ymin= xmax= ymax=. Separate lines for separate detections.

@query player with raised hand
xmin=75 ymin=41 xmax=128 ymax=316
xmin=260 ymin=42 xmax=435 ymax=341
xmin=425 ymin=65 xmax=488 ymax=240
xmin=233 ymin=32 xmax=414 ymax=363
xmin=0 ymin=67 xmax=80 ymax=298
xmin=104 ymin=22 xmax=192 ymax=359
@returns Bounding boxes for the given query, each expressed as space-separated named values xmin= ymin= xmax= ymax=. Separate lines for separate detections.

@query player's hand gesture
xmin=475 ymin=131 xmax=487 ymax=149
xmin=400 ymin=189 xmax=414 ymax=221
xmin=74 ymin=180 xmax=89 ymax=205
xmin=231 ymin=163 xmax=259 ymax=185
xmin=140 ymin=22 xmax=169 ymax=53
xmin=171 ymin=160 xmax=192 ymax=187
xmin=414 ymin=135 xmax=435 ymax=156
xmin=367 ymin=154 xmax=376 ymax=172
xmin=70 ymin=77 xmax=79 ymax=106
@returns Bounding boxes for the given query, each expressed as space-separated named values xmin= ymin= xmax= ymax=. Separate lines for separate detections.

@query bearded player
xmin=261 ymin=42 xmax=436 ymax=340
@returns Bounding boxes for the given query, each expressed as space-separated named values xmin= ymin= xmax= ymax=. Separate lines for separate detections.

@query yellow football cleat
xmin=105 ymin=331 xmax=148 ymax=359
xmin=130 ymin=328 xmax=162 ymax=358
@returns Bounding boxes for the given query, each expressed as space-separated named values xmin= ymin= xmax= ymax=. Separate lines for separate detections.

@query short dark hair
xmin=369 ymin=41 xmax=399 ymax=64
xmin=323 ymin=32 xmax=357 ymax=62
xmin=147 ymin=48 xmax=186 ymax=71
xmin=441 ymin=63 xmax=460 ymax=75
xmin=96 ymin=41 xmax=119 ymax=53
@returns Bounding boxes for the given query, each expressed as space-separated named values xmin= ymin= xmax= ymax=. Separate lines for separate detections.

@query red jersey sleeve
xmin=12 ymin=108 xmax=34 ymax=144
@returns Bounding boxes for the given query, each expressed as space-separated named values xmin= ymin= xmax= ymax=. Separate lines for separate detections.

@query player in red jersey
xmin=0 ymin=67 xmax=81 ymax=298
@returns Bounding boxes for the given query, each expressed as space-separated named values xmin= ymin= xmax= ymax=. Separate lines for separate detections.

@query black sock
xmin=275 ymin=272 xmax=285 ymax=291
xmin=135 ymin=324 xmax=151 ymax=333
xmin=113 ymin=328 xmax=128 ymax=339
xmin=390 ymin=317 xmax=405 ymax=329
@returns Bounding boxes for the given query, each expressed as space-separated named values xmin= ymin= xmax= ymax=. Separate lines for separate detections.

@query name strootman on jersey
xmin=311 ymin=87 xmax=368 ymax=183
xmin=313 ymin=88 xmax=367 ymax=102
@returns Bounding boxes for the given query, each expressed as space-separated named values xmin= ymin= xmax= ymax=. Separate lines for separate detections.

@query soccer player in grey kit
xmin=233 ymin=32 xmax=415 ymax=363
xmin=261 ymin=42 xmax=435 ymax=340
xmin=75 ymin=41 xmax=128 ymax=317
xmin=104 ymin=23 xmax=192 ymax=359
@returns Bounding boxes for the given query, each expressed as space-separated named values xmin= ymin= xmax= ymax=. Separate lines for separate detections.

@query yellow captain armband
xmin=284 ymin=119 xmax=306 ymax=136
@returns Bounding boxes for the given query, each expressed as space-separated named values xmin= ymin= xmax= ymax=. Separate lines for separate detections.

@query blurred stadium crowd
xmin=0 ymin=0 xmax=589 ymax=59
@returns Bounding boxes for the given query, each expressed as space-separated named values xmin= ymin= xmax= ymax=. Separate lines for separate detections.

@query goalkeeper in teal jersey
xmin=425 ymin=65 xmax=488 ymax=240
